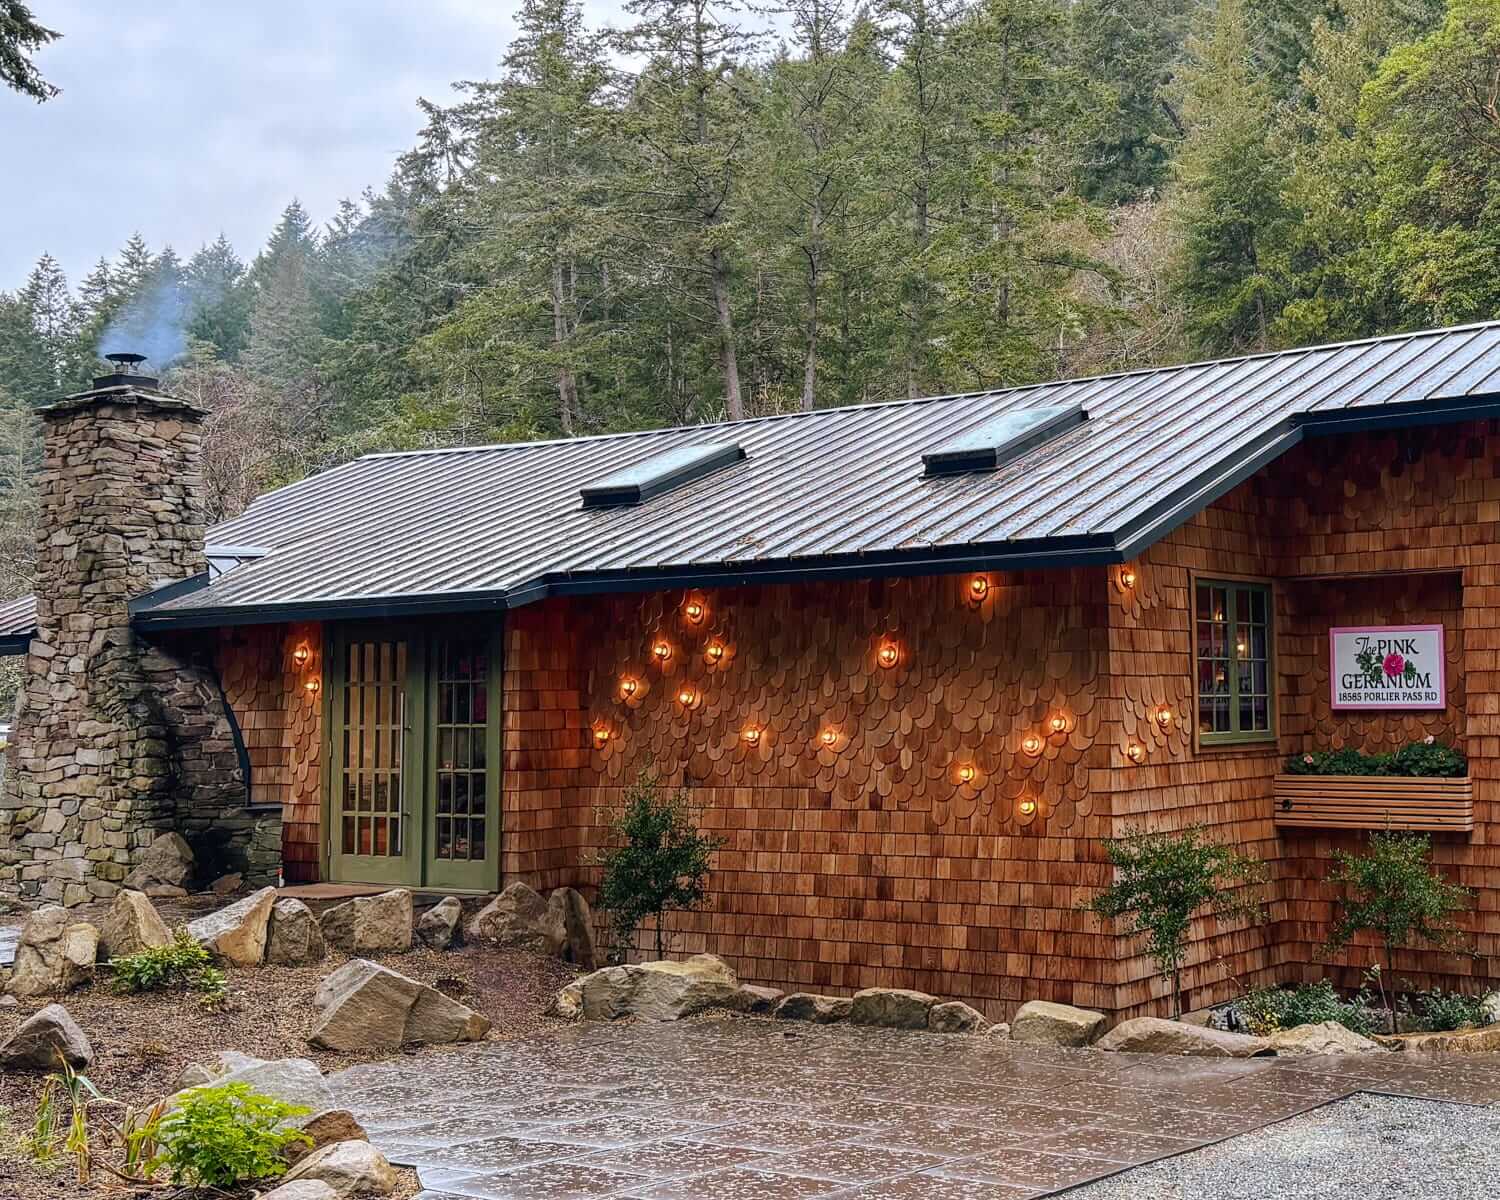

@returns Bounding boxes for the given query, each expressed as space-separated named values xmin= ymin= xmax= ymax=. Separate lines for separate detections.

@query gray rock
xmin=727 ymin=984 xmax=786 ymax=1014
xmin=1010 ymin=999 xmax=1108 ymax=1047
xmin=209 ymin=872 xmax=243 ymax=896
xmin=415 ymin=896 xmax=462 ymax=950
xmin=7 ymin=906 xmax=98 ymax=996
xmin=1095 ymin=1016 xmax=1272 ymax=1057
xmin=0 ymin=1003 xmax=93 ymax=1070
xmin=281 ymin=1139 xmax=397 ymax=1197
xmin=987 ymin=1021 xmax=1012 ymax=1039
xmin=466 ymin=882 xmax=556 ymax=950
xmin=774 ymin=992 xmax=853 ymax=1024
xmin=1266 ymin=1021 xmax=1384 ymax=1057
xmin=850 ymin=987 xmax=939 ymax=1029
xmin=552 ymin=954 xmax=739 ymax=1022
xmin=259 ymin=1182 xmax=340 ymax=1200
xmin=267 ymin=898 xmax=326 ymax=966
xmin=187 ymin=886 xmax=276 ymax=966
xmin=929 ymin=1000 xmax=989 ymax=1033
xmin=319 ymin=889 xmax=412 ymax=955
xmin=309 ymin=958 xmax=490 ymax=1050
xmin=123 ymin=832 xmax=195 ymax=892
xmin=548 ymin=887 xmax=599 ymax=969
xmin=97 ymin=889 xmax=171 ymax=960
xmin=169 ymin=1051 xmax=336 ymax=1112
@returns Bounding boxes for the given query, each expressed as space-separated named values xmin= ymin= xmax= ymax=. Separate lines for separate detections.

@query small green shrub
xmin=1239 ymin=979 xmax=1380 ymax=1038
xmin=1406 ymin=988 xmax=1490 ymax=1033
xmin=110 ymin=930 xmax=226 ymax=1006
xmin=1284 ymin=741 xmax=1466 ymax=778
xmin=155 ymin=1084 xmax=309 ymax=1188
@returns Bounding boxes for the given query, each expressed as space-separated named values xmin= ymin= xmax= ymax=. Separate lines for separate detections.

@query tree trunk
xmin=711 ymin=247 xmax=745 ymax=420
xmin=550 ymin=260 xmax=578 ymax=436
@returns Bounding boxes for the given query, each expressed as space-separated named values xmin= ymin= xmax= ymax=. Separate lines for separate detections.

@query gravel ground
xmin=1060 ymin=1094 xmax=1500 ymax=1200
xmin=0 ymin=936 xmax=580 ymax=1200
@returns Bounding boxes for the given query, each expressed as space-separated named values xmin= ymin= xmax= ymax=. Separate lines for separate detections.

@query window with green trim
xmin=1195 ymin=580 xmax=1274 ymax=744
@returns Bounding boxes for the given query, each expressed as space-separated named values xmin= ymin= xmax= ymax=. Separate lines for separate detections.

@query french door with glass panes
xmin=327 ymin=623 xmax=500 ymax=890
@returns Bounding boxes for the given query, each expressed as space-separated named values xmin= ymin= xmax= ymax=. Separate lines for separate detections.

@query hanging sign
xmin=1330 ymin=624 xmax=1445 ymax=710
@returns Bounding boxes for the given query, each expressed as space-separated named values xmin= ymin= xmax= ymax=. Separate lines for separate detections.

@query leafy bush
xmin=155 ymin=1084 xmax=309 ymax=1188
xmin=1083 ymin=827 xmax=1268 ymax=1018
xmin=595 ymin=766 xmax=724 ymax=961
xmin=1285 ymin=741 xmax=1466 ymax=777
xmin=1239 ymin=979 xmax=1380 ymax=1038
xmin=1322 ymin=832 xmax=1473 ymax=1032
xmin=110 ymin=930 xmax=227 ymax=1008
xmin=1406 ymin=988 xmax=1490 ymax=1033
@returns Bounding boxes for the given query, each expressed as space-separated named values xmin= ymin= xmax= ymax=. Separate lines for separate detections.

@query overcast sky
xmin=2 ymin=1 xmax=624 ymax=291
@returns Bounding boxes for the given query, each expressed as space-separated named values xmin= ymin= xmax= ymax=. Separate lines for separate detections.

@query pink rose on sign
xmin=1302 ymin=754 xmax=1314 ymax=765
xmin=1382 ymin=653 xmax=1405 ymax=677
xmin=1424 ymin=735 xmax=1436 ymax=745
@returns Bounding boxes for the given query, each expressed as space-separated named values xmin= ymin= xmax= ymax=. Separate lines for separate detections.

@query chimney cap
xmin=93 ymin=350 xmax=160 ymax=391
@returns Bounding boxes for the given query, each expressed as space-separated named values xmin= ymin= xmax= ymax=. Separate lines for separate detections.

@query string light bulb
xmin=877 ymin=641 xmax=900 ymax=669
xmin=957 ymin=763 xmax=976 ymax=785
xmin=677 ymin=684 xmax=698 ymax=706
xmin=303 ymin=677 xmax=321 ymax=695
xmin=1018 ymin=797 xmax=1038 ymax=817
xmin=1049 ymin=713 xmax=1068 ymax=735
xmin=1126 ymin=741 xmax=1146 ymax=764
xmin=619 ymin=676 xmax=639 ymax=699
xmin=820 ymin=727 xmax=839 ymax=747
xmin=1120 ymin=567 xmax=1137 ymax=589
xmin=684 ymin=599 xmax=705 ymax=624
xmin=705 ymin=641 xmax=726 ymax=664
xmin=969 ymin=575 xmax=989 ymax=601
xmin=1021 ymin=732 xmax=1043 ymax=756
xmin=592 ymin=726 xmax=612 ymax=748
xmin=292 ymin=643 xmax=311 ymax=668
xmin=652 ymin=639 xmax=673 ymax=663
xmin=741 ymin=725 xmax=762 ymax=746
xmin=1154 ymin=704 xmax=1174 ymax=730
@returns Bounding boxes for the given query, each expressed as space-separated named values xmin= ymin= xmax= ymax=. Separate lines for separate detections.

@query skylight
xmin=580 ymin=442 xmax=745 ymax=509
xmin=922 ymin=403 xmax=1088 ymax=477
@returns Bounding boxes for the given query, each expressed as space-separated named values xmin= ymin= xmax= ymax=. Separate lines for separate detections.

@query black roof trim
xmin=579 ymin=441 xmax=745 ymax=508
xmin=0 ymin=634 xmax=29 ymax=655
xmin=922 ymin=403 xmax=1087 ymax=476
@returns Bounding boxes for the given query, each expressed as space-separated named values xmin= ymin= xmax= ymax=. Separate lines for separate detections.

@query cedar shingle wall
xmin=217 ymin=621 xmax=323 ymax=883
xmin=503 ymin=573 xmax=1116 ymax=1020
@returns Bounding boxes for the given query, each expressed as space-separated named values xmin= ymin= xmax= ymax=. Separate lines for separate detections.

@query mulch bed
xmin=0 ymin=938 xmax=581 ymax=1200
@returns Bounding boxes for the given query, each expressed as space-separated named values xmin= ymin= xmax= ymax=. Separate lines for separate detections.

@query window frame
xmin=1191 ymin=574 xmax=1278 ymax=750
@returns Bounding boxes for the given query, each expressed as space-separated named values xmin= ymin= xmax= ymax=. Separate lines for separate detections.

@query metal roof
xmin=0 ymin=593 xmax=35 ymax=652
xmin=47 ymin=318 xmax=1500 ymax=631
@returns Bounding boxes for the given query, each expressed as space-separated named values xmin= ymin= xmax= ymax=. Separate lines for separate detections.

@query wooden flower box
xmin=1273 ymin=774 xmax=1473 ymax=834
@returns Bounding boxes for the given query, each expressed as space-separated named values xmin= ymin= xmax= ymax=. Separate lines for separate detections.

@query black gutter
xmin=0 ymin=635 xmax=30 ymax=655
xmin=127 ymin=392 xmax=1500 ymax=632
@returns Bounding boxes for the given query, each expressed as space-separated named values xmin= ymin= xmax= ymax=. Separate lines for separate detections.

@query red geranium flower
xmin=1382 ymin=653 xmax=1405 ymax=677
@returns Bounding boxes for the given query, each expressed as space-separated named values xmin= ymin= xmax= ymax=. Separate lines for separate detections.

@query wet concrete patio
xmin=330 ymin=1018 xmax=1500 ymax=1200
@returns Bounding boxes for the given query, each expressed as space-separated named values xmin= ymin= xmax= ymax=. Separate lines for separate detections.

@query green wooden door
xmin=328 ymin=626 xmax=424 ymax=887
xmin=326 ymin=622 xmax=499 ymax=890
xmin=423 ymin=628 xmax=501 ymax=891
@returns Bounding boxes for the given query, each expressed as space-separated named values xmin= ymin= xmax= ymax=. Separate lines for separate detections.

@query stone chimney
xmin=0 ymin=364 xmax=248 ymax=905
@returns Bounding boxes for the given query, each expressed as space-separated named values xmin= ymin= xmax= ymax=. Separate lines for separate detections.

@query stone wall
xmin=0 ymin=383 xmax=255 ymax=904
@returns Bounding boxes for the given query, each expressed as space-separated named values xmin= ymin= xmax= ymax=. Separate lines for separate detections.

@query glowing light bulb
xmin=677 ymin=685 xmax=697 ymax=706
xmin=877 ymin=642 xmax=900 ymax=669
xmin=742 ymin=726 xmax=761 ymax=746
xmin=1021 ymin=733 xmax=1043 ymax=756
xmin=593 ymin=726 xmax=611 ymax=747
xmin=620 ymin=676 xmax=639 ymax=699
xmin=1121 ymin=568 xmax=1137 ymax=588
xmin=652 ymin=640 xmax=673 ymax=662
xmin=684 ymin=600 xmax=705 ymax=623
xmin=1050 ymin=713 xmax=1068 ymax=735
xmin=957 ymin=764 xmax=976 ymax=784
xmin=969 ymin=576 xmax=989 ymax=601
xmin=1127 ymin=742 xmax=1146 ymax=764
xmin=292 ymin=643 xmax=311 ymax=667
xmin=1018 ymin=797 xmax=1037 ymax=817
xmin=1155 ymin=705 xmax=1174 ymax=730
xmin=820 ymin=728 xmax=839 ymax=747
xmin=705 ymin=641 xmax=726 ymax=664
xmin=304 ymin=677 xmax=321 ymax=695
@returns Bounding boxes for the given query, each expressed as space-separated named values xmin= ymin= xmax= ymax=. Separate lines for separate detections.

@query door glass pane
xmin=339 ymin=638 xmax=406 ymax=859
xmin=433 ymin=636 xmax=488 ymax=863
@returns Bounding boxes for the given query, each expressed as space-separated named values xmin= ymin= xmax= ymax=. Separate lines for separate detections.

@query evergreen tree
xmin=1 ymin=0 xmax=58 ymax=101
xmin=185 ymin=235 xmax=253 ymax=361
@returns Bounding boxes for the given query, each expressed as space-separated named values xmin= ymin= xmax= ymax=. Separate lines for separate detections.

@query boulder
xmin=260 ymin=1182 xmax=340 ymax=1200
xmin=97 ymin=889 xmax=171 ymax=961
xmin=187 ymin=886 xmax=276 ymax=966
xmin=1095 ymin=1016 xmax=1272 ymax=1058
xmin=1009 ymin=1000 xmax=1108 ymax=1047
xmin=169 ymin=1051 xmax=337 ymax=1113
xmin=1378 ymin=1024 xmax=1500 ymax=1054
xmin=466 ymin=882 xmax=557 ymax=951
xmin=123 ymin=832 xmax=195 ymax=892
xmin=727 ymin=984 xmax=786 ymax=1015
xmin=309 ymin=958 xmax=490 ymax=1050
xmin=267 ymin=899 xmax=327 ymax=966
xmin=143 ymin=884 xmax=188 ymax=899
xmin=1266 ymin=1021 xmax=1383 ymax=1057
xmin=775 ymin=992 xmax=853 ymax=1024
xmin=987 ymin=1022 xmax=1012 ymax=1039
xmin=415 ymin=896 xmax=462 ymax=950
xmin=319 ymin=889 xmax=412 ymax=955
xmin=548 ymin=887 xmax=599 ymax=969
xmin=0 ymin=1003 xmax=93 ymax=1070
xmin=282 ymin=1140 xmax=397 ymax=1198
xmin=286 ymin=1110 xmax=368 ymax=1166
xmin=850 ymin=987 xmax=939 ymax=1029
xmin=553 ymin=954 xmax=739 ymax=1022
xmin=929 ymin=1000 xmax=988 ymax=1033
xmin=210 ymin=872 xmax=244 ymax=897
xmin=7 ymin=906 xmax=99 ymax=996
